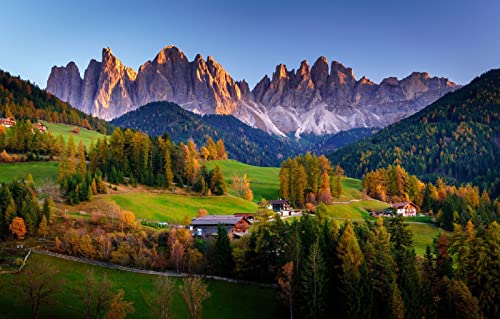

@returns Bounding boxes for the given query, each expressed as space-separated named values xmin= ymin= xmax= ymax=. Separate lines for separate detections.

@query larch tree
xmin=317 ymin=170 xmax=332 ymax=204
xmin=104 ymin=289 xmax=134 ymax=319
xmin=81 ymin=269 xmax=114 ymax=319
xmin=179 ymin=277 xmax=211 ymax=319
xmin=278 ymin=261 xmax=294 ymax=319
xmin=38 ymin=215 xmax=48 ymax=239
xmin=77 ymin=140 xmax=87 ymax=176
xmin=141 ymin=276 xmax=175 ymax=319
xmin=337 ymin=222 xmax=363 ymax=318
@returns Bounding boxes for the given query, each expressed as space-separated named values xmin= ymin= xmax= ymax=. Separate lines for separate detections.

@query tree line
xmin=57 ymin=129 xmax=230 ymax=203
xmin=363 ymin=165 xmax=499 ymax=230
xmin=0 ymin=175 xmax=54 ymax=240
xmin=279 ymin=153 xmax=344 ymax=207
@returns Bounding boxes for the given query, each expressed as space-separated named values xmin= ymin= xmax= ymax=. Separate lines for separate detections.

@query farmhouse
xmin=267 ymin=199 xmax=292 ymax=212
xmin=190 ymin=215 xmax=251 ymax=239
xmin=391 ymin=202 xmax=418 ymax=217
xmin=32 ymin=122 xmax=48 ymax=134
xmin=0 ymin=117 xmax=16 ymax=128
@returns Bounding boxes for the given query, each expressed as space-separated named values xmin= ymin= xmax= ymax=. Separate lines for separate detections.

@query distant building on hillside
xmin=267 ymin=199 xmax=292 ymax=212
xmin=391 ymin=202 xmax=418 ymax=217
xmin=32 ymin=122 xmax=48 ymax=134
xmin=0 ymin=117 xmax=16 ymax=128
xmin=190 ymin=215 xmax=251 ymax=239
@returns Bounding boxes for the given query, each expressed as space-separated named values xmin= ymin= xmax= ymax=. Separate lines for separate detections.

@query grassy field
xmin=204 ymin=160 xmax=280 ymax=202
xmin=0 ymin=253 xmax=281 ymax=319
xmin=0 ymin=161 xmax=58 ymax=184
xmin=42 ymin=121 xmax=105 ymax=148
xmin=105 ymin=192 xmax=258 ymax=223
xmin=338 ymin=177 xmax=363 ymax=201
xmin=408 ymin=223 xmax=445 ymax=256
xmin=326 ymin=200 xmax=390 ymax=220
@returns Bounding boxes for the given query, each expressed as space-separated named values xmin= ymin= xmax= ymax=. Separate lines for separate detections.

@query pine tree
xmin=209 ymin=165 xmax=227 ymax=195
xmin=301 ymin=240 xmax=327 ymax=318
xmin=209 ymin=224 xmax=234 ymax=276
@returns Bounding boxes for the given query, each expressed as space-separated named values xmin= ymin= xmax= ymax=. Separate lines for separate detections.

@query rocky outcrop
xmin=47 ymin=46 xmax=457 ymax=136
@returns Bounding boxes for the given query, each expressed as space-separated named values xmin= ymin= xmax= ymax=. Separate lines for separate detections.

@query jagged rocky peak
xmin=47 ymin=45 xmax=458 ymax=136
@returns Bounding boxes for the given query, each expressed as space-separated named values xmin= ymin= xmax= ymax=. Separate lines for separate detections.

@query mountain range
xmin=47 ymin=46 xmax=457 ymax=136
xmin=328 ymin=69 xmax=500 ymax=196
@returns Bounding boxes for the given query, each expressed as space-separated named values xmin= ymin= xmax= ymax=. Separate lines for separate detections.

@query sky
xmin=1 ymin=0 xmax=498 ymax=88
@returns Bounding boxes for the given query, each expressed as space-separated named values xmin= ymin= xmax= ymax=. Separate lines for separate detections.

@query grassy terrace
xmin=0 ymin=253 xmax=281 ymax=319
xmin=41 ymin=121 xmax=105 ymax=148
xmin=204 ymin=160 xmax=280 ymax=202
xmin=105 ymin=192 xmax=258 ymax=223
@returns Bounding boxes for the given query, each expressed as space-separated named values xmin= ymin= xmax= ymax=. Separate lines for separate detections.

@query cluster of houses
xmin=370 ymin=201 xmax=419 ymax=218
xmin=189 ymin=199 xmax=302 ymax=239
xmin=0 ymin=117 xmax=48 ymax=134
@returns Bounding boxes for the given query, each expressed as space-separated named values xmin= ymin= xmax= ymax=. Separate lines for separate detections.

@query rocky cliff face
xmin=47 ymin=46 xmax=457 ymax=136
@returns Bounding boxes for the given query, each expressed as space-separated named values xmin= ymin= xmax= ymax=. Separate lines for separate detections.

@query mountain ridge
xmin=47 ymin=45 xmax=457 ymax=136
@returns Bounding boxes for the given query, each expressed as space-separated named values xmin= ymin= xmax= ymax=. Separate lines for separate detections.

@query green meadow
xmin=204 ymin=160 xmax=281 ymax=202
xmin=0 ymin=161 xmax=58 ymax=184
xmin=0 ymin=253 xmax=282 ymax=319
xmin=41 ymin=121 xmax=105 ymax=148
xmin=105 ymin=192 xmax=258 ymax=223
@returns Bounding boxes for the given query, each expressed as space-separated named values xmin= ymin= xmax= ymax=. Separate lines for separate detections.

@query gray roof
xmin=191 ymin=215 xmax=244 ymax=226
xmin=268 ymin=199 xmax=289 ymax=205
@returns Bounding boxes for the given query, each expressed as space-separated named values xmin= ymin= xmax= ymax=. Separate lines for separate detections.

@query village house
xmin=267 ymin=199 xmax=292 ymax=212
xmin=190 ymin=215 xmax=251 ymax=239
xmin=32 ymin=122 xmax=48 ymax=134
xmin=0 ymin=117 xmax=16 ymax=128
xmin=391 ymin=202 xmax=419 ymax=217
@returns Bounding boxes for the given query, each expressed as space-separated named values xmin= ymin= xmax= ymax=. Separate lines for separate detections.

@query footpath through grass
xmin=204 ymin=160 xmax=280 ymax=202
xmin=0 ymin=253 xmax=282 ymax=319
xmin=105 ymin=192 xmax=258 ymax=223
xmin=42 ymin=121 xmax=105 ymax=148
xmin=0 ymin=161 xmax=58 ymax=184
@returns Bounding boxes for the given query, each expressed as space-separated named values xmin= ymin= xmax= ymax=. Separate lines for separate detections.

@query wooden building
xmin=32 ymin=122 xmax=48 ymax=134
xmin=391 ymin=202 xmax=418 ymax=217
xmin=0 ymin=117 xmax=16 ymax=128
xmin=190 ymin=215 xmax=251 ymax=239
xmin=267 ymin=199 xmax=292 ymax=212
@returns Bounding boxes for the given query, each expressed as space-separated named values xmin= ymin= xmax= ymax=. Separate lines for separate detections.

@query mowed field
xmin=0 ymin=161 xmax=58 ymax=184
xmin=204 ymin=160 xmax=280 ymax=202
xmin=105 ymin=192 xmax=258 ymax=223
xmin=408 ymin=223 xmax=446 ymax=256
xmin=41 ymin=121 xmax=105 ymax=148
xmin=326 ymin=200 xmax=390 ymax=220
xmin=0 ymin=253 xmax=282 ymax=319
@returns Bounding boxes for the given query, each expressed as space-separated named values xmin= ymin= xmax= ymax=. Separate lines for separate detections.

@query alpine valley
xmin=47 ymin=46 xmax=457 ymax=137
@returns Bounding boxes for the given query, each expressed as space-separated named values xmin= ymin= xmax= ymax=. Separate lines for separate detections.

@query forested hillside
xmin=0 ymin=69 xmax=113 ymax=133
xmin=329 ymin=69 xmax=500 ymax=197
xmin=111 ymin=101 xmax=299 ymax=166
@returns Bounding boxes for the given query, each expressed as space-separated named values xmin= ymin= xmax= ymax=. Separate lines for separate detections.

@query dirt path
xmin=31 ymin=249 xmax=276 ymax=288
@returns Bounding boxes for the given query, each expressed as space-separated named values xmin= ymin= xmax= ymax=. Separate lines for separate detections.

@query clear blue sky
xmin=1 ymin=0 xmax=498 ymax=88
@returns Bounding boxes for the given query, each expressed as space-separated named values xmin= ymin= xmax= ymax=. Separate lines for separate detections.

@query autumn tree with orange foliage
xmin=179 ymin=277 xmax=211 ymax=319
xmin=10 ymin=217 xmax=27 ymax=240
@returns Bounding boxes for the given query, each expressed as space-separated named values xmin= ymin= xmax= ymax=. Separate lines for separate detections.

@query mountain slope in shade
xmin=111 ymin=101 xmax=374 ymax=167
xmin=328 ymin=69 xmax=500 ymax=196
xmin=47 ymin=46 xmax=457 ymax=136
